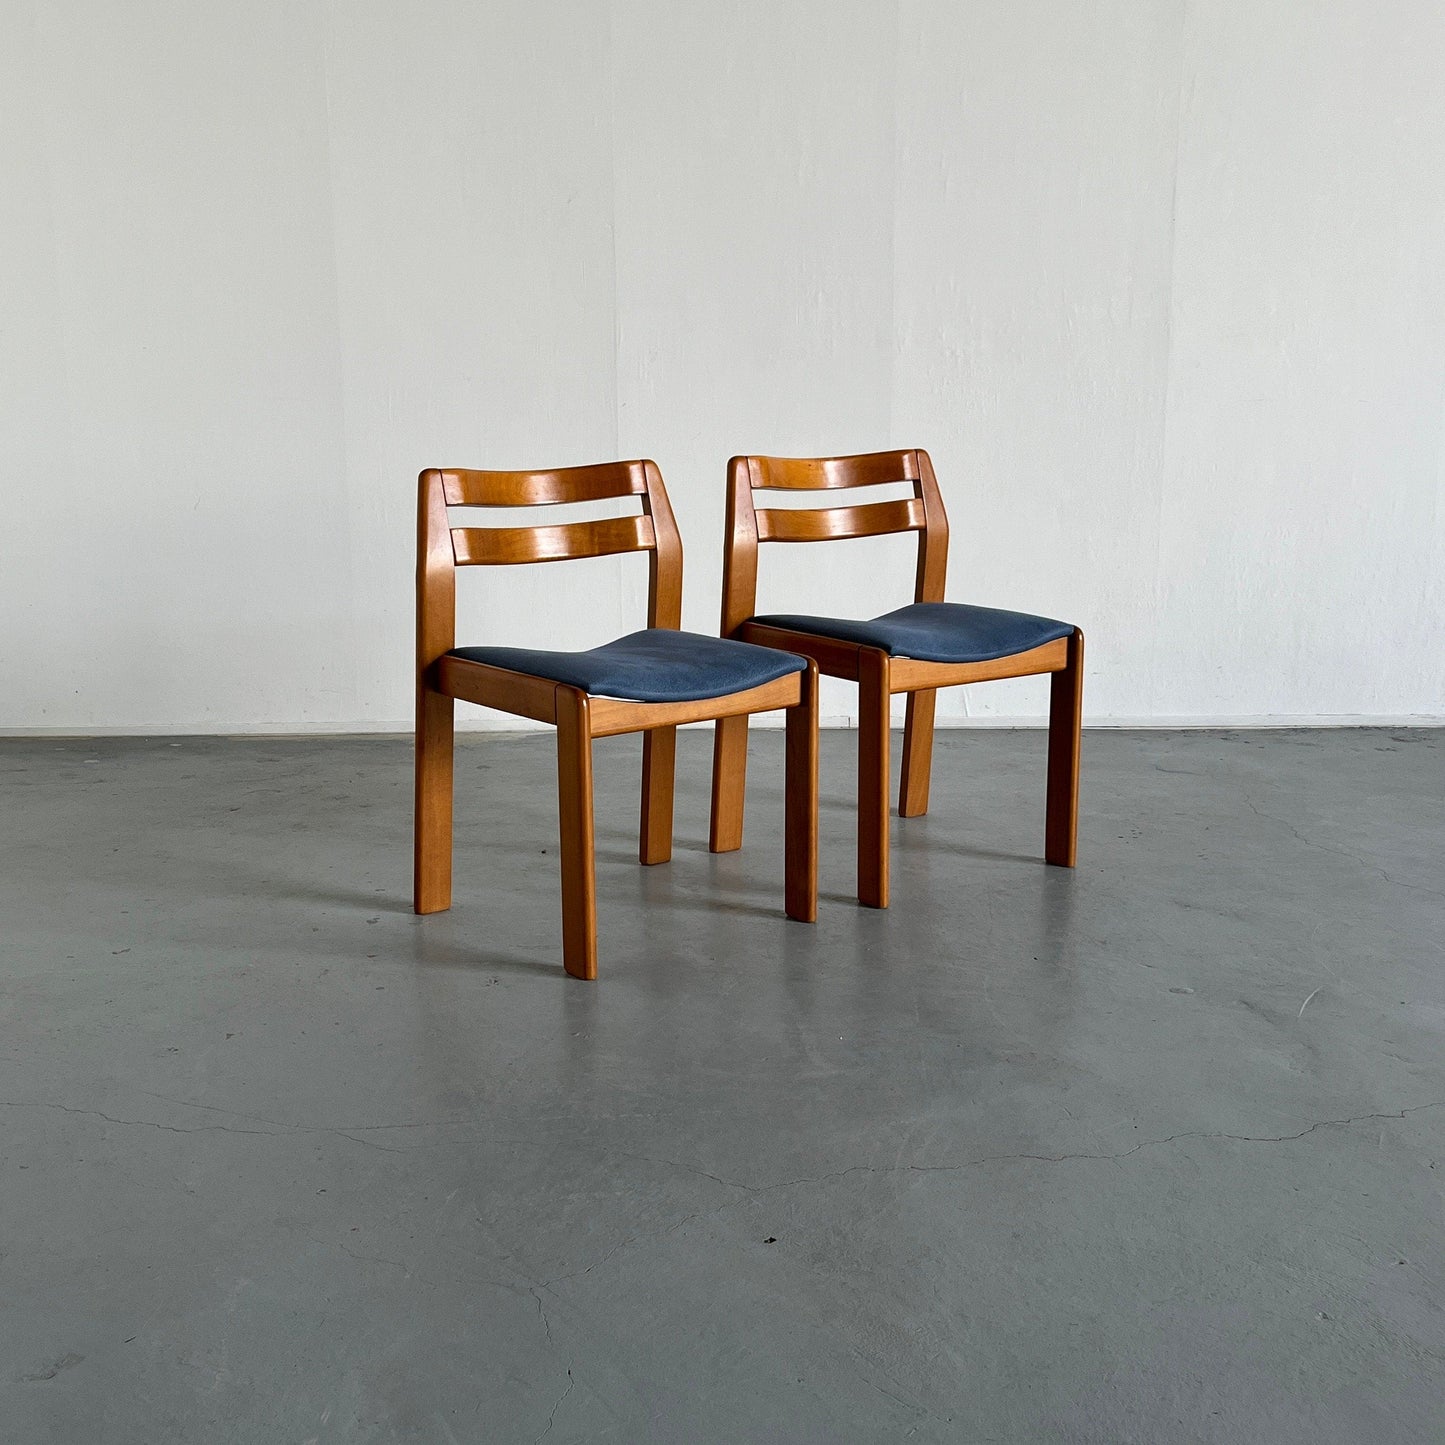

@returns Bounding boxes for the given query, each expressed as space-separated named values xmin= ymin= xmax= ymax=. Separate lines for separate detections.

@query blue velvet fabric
xmin=450 ymin=628 xmax=806 ymax=703
xmin=752 ymin=602 xmax=1074 ymax=664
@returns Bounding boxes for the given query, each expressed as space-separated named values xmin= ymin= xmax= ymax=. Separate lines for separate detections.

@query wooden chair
xmin=709 ymin=449 xmax=1082 ymax=908
xmin=415 ymin=459 xmax=819 ymax=979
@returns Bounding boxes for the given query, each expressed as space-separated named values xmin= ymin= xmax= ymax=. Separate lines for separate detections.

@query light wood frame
xmin=416 ymin=459 xmax=819 ymax=979
xmin=709 ymin=449 xmax=1082 ymax=908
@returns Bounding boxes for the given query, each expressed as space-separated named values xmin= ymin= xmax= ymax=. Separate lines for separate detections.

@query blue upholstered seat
xmin=752 ymin=602 xmax=1074 ymax=664
xmin=450 ymin=628 xmax=807 ymax=703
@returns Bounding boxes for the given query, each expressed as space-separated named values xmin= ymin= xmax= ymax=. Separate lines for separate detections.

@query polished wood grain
xmin=637 ymin=460 xmax=683 ymax=865
xmin=440 ymin=461 xmax=647 ymax=507
xmin=719 ymin=457 xmax=762 ymax=637
xmin=434 ymin=655 xmax=558 ymax=725
xmin=416 ymin=459 xmax=818 ymax=977
xmin=708 ymin=713 xmax=749 ymax=854
xmin=898 ymin=688 xmax=935 ymax=819
xmin=451 ymin=513 xmax=654 ymax=566
xmin=888 ymin=638 xmax=1069 ymax=692
xmin=413 ymin=688 xmax=454 ymax=914
xmin=590 ymin=672 xmax=801 ymax=738
xmin=785 ymin=661 xmax=820 ymax=921
xmin=640 ymin=725 xmax=677 ymax=866
xmin=735 ymin=621 xmax=863 ymax=679
xmin=903 ymin=449 xmax=950 ymax=817
xmin=709 ymin=458 xmax=763 ymax=852
xmin=857 ymin=647 xmax=891 ymax=909
xmin=749 ymin=450 xmax=920 ymax=491
xmin=754 ymin=496 xmax=924 ymax=544
xmin=555 ymin=685 xmax=597 ymax=980
xmin=914 ymin=448 xmax=949 ymax=604
xmin=415 ymin=469 xmax=458 ymax=915
xmin=1045 ymin=628 xmax=1084 ymax=868
xmin=644 ymin=459 xmax=684 ymax=630
xmin=710 ymin=447 xmax=1084 ymax=903
xmin=732 ymin=631 xmax=1069 ymax=694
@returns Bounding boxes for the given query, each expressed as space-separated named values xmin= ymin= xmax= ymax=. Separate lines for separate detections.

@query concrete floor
xmin=1 ymin=728 xmax=1442 ymax=1443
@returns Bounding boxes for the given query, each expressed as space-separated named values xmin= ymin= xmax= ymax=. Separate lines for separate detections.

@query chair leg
xmin=640 ymin=725 xmax=676 ymax=865
xmin=555 ymin=687 xmax=598 ymax=979
xmin=709 ymin=713 xmax=749 ymax=853
xmin=899 ymin=688 xmax=937 ymax=818
xmin=857 ymin=648 xmax=891 ymax=908
xmin=784 ymin=665 xmax=819 ymax=922
xmin=414 ymin=685 xmax=454 ymax=914
xmin=1045 ymin=628 xmax=1084 ymax=867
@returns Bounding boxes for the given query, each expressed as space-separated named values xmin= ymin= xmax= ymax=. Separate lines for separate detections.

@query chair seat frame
xmin=416 ymin=459 xmax=818 ymax=979
xmin=708 ymin=449 xmax=1082 ymax=909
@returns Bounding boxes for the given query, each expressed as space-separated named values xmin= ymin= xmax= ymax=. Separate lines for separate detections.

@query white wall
xmin=3 ymin=0 xmax=1442 ymax=732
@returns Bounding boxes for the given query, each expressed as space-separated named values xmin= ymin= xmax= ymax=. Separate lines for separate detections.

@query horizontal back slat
xmin=452 ymin=513 xmax=656 ymax=565
xmin=440 ymin=461 xmax=649 ymax=507
xmin=748 ymin=450 xmax=919 ymax=491
xmin=755 ymin=497 xmax=925 ymax=543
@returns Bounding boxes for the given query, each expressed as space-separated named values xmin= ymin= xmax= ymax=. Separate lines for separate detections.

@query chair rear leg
xmin=414 ymin=686 xmax=454 ymax=914
xmin=899 ymin=688 xmax=937 ymax=818
xmin=640 ymin=726 xmax=676 ymax=865
xmin=709 ymin=714 xmax=749 ymax=853
xmin=555 ymin=687 xmax=599 ymax=979
xmin=1045 ymin=629 xmax=1084 ymax=867
xmin=784 ymin=665 xmax=819 ymax=922
xmin=857 ymin=648 xmax=891 ymax=908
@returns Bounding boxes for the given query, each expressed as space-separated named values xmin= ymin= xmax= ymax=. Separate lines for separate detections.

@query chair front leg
xmin=640 ymin=725 xmax=676 ymax=865
xmin=899 ymin=688 xmax=937 ymax=818
xmin=708 ymin=713 xmax=749 ymax=853
xmin=857 ymin=648 xmax=892 ymax=908
xmin=1045 ymin=628 xmax=1084 ymax=867
xmin=414 ymin=684 xmax=454 ymax=914
xmin=555 ymin=687 xmax=598 ymax=979
xmin=784 ymin=664 xmax=819 ymax=922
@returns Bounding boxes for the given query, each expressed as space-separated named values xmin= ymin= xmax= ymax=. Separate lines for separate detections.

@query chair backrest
xmin=417 ymin=460 xmax=682 ymax=670
xmin=719 ymin=450 xmax=949 ymax=635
